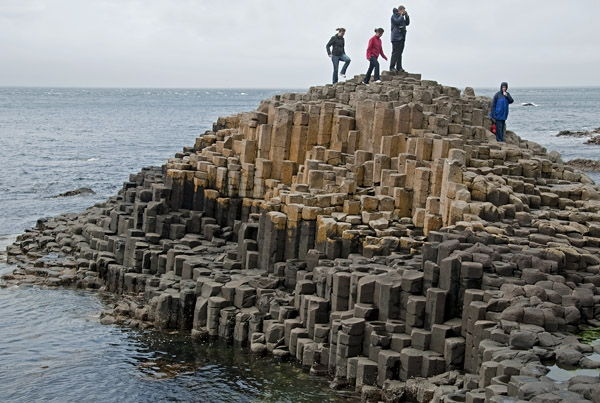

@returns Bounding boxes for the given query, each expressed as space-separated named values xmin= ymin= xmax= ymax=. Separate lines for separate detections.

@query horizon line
xmin=1 ymin=84 xmax=600 ymax=91
xmin=0 ymin=85 xmax=304 ymax=91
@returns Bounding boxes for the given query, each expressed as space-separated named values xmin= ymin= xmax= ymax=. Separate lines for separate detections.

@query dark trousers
xmin=390 ymin=37 xmax=406 ymax=71
xmin=495 ymin=120 xmax=506 ymax=142
xmin=363 ymin=57 xmax=380 ymax=83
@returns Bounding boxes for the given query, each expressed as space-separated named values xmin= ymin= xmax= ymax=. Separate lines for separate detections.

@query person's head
xmin=398 ymin=5 xmax=406 ymax=13
xmin=336 ymin=28 xmax=346 ymax=37
xmin=501 ymin=82 xmax=509 ymax=91
xmin=374 ymin=28 xmax=384 ymax=37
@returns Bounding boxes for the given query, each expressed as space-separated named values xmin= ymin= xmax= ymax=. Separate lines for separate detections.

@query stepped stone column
xmin=257 ymin=211 xmax=287 ymax=272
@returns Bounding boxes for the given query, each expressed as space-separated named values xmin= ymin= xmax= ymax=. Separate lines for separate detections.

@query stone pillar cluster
xmin=6 ymin=72 xmax=600 ymax=402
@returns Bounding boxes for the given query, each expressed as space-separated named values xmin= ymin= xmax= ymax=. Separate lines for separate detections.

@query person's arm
xmin=326 ymin=37 xmax=334 ymax=56
xmin=405 ymin=14 xmax=410 ymax=26
xmin=391 ymin=11 xmax=403 ymax=27
xmin=380 ymin=43 xmax=388 ymax=60
xmin=366 ymin=37 xmax=373 ymax=59
xmin=490 ymin=94 xmax=498 ymax=119
xmin=506 ymin=92 xmax=514 ymax=104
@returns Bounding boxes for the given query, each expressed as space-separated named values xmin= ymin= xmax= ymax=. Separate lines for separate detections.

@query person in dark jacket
xmin=390 ymin=6 xmax=410 ymax=72
xmin=490 ymin=82 xmax=514 ymax=142
xmin=362 ymin=28 xmax=388 ymax=84
xmin=326 ymin=28 xmax=351 ymax=84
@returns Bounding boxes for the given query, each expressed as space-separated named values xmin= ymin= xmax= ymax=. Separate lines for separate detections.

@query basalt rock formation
xmin=5 ymin=71 xmax=600 ymax=402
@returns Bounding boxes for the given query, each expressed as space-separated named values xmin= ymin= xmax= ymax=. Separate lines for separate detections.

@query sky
xmin=0 ymin=0 xmax=598 ymax=89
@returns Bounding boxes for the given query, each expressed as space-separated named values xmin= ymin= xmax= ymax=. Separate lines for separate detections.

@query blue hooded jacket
xmin=391 ymin=8 xmax=410 ymax=42
xmin=490 ymin=82 xmax=514 ymax=121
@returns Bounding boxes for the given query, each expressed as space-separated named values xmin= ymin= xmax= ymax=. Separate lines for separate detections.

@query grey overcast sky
xmin=0 ymin=0 xmax=598 ymax=88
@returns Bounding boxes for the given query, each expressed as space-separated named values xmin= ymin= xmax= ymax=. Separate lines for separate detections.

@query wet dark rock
xmin=52 ymin=187 xmax=96 ymax=198
xmin=567 ymin=159 xmax=600 ymax=172
xmin=555 ymin=347 xmax=584 ymax=367
xmin=579 ymin=357 xmax=600 ymax=369
xmin=585 ymin=136 xmax=600 ymax=145
xmin=556 ymin=127 xmax=600 ymax=138
xmin=509 ymin=330 xmax=537 ymax=350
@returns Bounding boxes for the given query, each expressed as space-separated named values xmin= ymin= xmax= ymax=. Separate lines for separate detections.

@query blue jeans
xmin=331 ymin=54 xmax=351 ymax=84
xmin=363 ymin=56 xmax=380 ymax=84
xmin=495 ymin=120 xmax=506 ymax=142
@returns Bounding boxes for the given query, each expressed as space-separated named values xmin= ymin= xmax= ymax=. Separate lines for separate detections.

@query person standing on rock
xmin=326 ymin=28 xmax=351 ymax=84
xmin=362 ymin=28 xmax=388 ymax=85
xmin=390 ymin=6 xmax=410 ymax=72
xmin=490 ymin=82 xmax=514 ymax=142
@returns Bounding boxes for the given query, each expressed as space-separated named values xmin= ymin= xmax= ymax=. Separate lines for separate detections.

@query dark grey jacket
xmin=391 ymin=8 xmax=410 ymax=42
xmin=326 ymin=35 xmax=345 ymax=57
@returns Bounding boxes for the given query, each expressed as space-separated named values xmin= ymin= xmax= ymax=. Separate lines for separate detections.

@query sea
xmin=0 ymin=86 xmax=599 ymax=401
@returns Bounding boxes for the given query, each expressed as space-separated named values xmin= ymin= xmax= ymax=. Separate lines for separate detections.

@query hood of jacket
xmin=500 ymin=82 xmax=509 ymax=91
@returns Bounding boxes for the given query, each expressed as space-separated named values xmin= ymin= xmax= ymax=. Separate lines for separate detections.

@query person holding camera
xmin=490 ymin=82 xmax=514 ymax=142
xmin=326 ymin=28 xmax=351 ymax=84
xmin=390 ymin=6 xmax=410 ymax=72
xmin=362 ymin=28 xmax=388 ymax=84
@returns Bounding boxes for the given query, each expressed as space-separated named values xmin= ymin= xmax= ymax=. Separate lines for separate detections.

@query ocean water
xmin=0 ymin=88 xmax=291 ymax=237
xmin=0 ymin=283 xmax=353 ymax=403
xmin=1 ymin=86 xmax=599 ymax=401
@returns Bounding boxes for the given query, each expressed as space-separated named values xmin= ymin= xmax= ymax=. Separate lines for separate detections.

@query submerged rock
xmin=585 ymin=136 xmax=600 ymax=145
xmin=52 ymin=187 xmax=96 ymax=197
xmin=556 ymin=128 xmax=600 ymax=146
xmin=556 ymin=127 xmax=600 ymax=138
xmin=567 ymin=158 xmax=600 ymax=172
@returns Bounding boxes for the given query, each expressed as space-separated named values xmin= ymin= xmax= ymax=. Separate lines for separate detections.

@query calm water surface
xmin=0 ymin=286 xmax=353 ymax=402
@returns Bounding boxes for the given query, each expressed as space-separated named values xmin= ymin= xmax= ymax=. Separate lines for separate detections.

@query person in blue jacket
xmin=490 ymin=82 xmax=514 ymax=142
xmin=390 ymin=6 xmax=410 ymax=72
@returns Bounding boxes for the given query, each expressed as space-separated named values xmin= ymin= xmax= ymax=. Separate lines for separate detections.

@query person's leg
xmin=331 ymin=55 xmax=340 ymax=84
xmin=363 ymin=64 xmax=372 ymax=84
xmin=496 ymin=120 xmax=505 ymax=142
xmin=397 ymin=36 xmax=406 ymax=71
xmin=340 ymin=54 xmax=351 ymax=75
xmin=364 ymin=57 xmax=376 ymax=83
xmin=390 ymin=41 xmax=400 ymax=70
xmin=374 ymin=58 xmax=380 ymax=81
xmin=494 ymin=121 xmax=500 ymax=141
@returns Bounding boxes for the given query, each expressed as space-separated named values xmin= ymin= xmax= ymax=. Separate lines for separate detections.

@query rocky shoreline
xmin=4 ymin=71 xmax=600 ymax=402
xmin=557 ymin=128 xmax=600 ymax=146
xmin=567 ymin=159 xmax=600 ymax=173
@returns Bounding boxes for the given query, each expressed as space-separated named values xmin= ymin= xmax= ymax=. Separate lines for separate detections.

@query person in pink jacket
xmin=362 ymin=28 xmax=388 ymax=84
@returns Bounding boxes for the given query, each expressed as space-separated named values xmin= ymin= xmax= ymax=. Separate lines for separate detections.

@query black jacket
xmin=391 ymin=8 xmax=410 ymax=42
xmin=326 ymin=35 xmax=345 ymax=57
